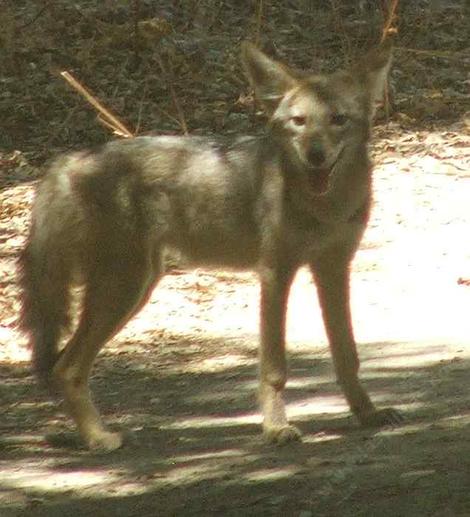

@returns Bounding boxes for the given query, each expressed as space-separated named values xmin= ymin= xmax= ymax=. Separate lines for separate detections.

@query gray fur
xmin=18 ymin=41 xmax=401 ymax=451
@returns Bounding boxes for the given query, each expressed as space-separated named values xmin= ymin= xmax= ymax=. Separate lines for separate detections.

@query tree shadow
xmin=1 ymin=336 xmax=469 ymax=516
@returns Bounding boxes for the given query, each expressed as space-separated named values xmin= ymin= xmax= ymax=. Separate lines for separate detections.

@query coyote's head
xmin=242 ymin=41 xmax=392 ymax=193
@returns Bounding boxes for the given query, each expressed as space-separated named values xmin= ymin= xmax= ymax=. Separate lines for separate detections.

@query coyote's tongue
xmin=308 ymin=167 xmax=331 ymax=194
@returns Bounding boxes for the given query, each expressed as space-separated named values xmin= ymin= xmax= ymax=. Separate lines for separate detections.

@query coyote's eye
xmin=330 ymin=112 xmax=348 ymax=126
xmin=291 ymin=115 xmax=307 ymax=126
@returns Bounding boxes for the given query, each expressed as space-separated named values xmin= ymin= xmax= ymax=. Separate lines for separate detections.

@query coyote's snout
xmin=19 ymin=39 xmax=401 ymax=452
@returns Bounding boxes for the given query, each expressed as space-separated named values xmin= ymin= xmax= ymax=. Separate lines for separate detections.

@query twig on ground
xmin=395 ymin=47 xmax=466 ymax=61
xmin=254 ymin=0 xmax=264 ymax=47
xmin=381 ymin=0 xmax=399 ymax=42
xmin=18 ymin=4 xmax=50 ymax=30
xmin=60 ymin=71 xmax=134 ymax=138
xmin=381 ymin=0 xmax=399 ymax=120
xmin=155 ymin=55 xmax=189 ymax=135
xmin=135 ymin=78 xmax=149 ymax=135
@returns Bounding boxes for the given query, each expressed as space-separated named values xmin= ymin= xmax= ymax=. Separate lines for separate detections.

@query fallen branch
xmin=60 ymin=70 xmax=134 ymax=138
xmin=381 ymin=0 xmax=399 ymax=43
xmin=18 ymin=4 xmax=49 ymax=30
xmin=395 ymin=47 xmax=466 ymax=61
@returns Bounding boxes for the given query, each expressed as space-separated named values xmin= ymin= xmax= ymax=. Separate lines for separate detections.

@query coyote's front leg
xmin=311 ymin=245 xmax=402 ymax=427
xmin=258 ymin=265 xmax=301 ymax=444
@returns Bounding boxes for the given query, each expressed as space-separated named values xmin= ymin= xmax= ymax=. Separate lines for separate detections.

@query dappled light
xmin=3 ymin=465 xmax=123 ymax=494
xmin=162 ymin=413 xmax=261 ymax=431
xmin=1 ymin=1 xmax=470 ymax=516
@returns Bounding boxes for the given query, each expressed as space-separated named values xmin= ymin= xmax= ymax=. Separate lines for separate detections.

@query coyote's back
xmin=18 ymin=135 xmax=265 ymax=386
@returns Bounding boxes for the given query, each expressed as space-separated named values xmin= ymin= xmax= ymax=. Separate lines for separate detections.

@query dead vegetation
xmin=0 ymin=0 xmax=468 ymax=179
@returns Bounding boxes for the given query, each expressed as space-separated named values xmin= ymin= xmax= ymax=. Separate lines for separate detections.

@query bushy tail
xmin=18 ymin=229 xmax=71 ymax=389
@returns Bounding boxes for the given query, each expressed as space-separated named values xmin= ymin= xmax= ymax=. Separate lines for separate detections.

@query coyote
xmin=19 ymin=40 xmax=401 ymax=451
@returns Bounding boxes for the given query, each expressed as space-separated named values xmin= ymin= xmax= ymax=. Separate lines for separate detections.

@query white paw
xmin=263 ymin=424 xmax=302 ymax=445
xmin=86 ymin=431 xmax=123 ymax=452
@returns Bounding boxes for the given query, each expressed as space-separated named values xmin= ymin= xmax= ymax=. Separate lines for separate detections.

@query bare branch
xmin=60 ymin=71 xmax=134 ymax=138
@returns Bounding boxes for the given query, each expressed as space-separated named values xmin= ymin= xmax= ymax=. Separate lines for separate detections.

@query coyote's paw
xmin=263 ymin=424 xmax=302 ymax=445
xmin=86 ymin=430 xmax=124 ymax=453
xmin=358 ymin=407 xmax=404 ymax=428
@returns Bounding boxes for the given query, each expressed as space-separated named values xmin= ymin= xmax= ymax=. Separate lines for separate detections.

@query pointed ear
xmin=356 ymin=40 xmax=393 ymax=117
xmin=241 ymin=41 xmax=298 ymax=115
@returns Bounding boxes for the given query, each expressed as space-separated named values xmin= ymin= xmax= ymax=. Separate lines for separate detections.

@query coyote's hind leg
xmin=53 ymin=254 xmax=160 ymax=452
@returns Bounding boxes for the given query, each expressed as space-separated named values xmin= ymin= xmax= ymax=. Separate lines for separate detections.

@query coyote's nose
xmin=307 ymin=142 xmax=325 ymax=166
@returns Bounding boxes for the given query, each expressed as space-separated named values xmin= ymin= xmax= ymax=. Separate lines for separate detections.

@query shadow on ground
xmin=1 ymin=336 xmax=469 ymax=517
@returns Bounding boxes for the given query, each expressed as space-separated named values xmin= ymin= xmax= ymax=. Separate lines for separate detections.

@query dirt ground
xmin=1 ymin=2 xmax=470 ymax=516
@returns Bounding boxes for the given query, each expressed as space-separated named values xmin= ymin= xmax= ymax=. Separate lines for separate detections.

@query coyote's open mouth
xmin=307 ymin=149 xmax=343 ymax=194
xmin=308 ymin=165 xmax=333 ymax=193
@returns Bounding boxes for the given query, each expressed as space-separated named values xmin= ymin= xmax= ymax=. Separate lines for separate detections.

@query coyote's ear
xmin=241 ymin=42 xmax=297 ymax=115
xmin=356 ymin=40 xmax=393 ymax=118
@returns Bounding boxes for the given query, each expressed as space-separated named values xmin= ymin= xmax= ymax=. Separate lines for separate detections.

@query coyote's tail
xmin=18 ymin=222 xmax=72 ymax=389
